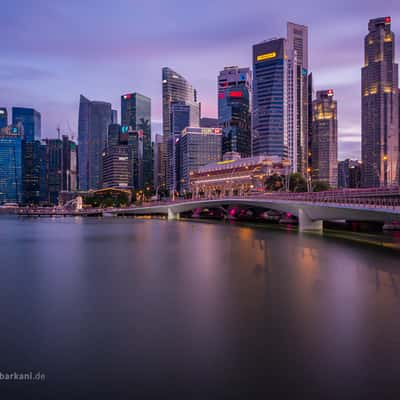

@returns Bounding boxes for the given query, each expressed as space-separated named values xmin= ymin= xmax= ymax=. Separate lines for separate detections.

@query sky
xmin=1 ymin=0 xmax=399 ymax=160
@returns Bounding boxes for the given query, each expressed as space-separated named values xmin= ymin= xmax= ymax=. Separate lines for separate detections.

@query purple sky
xmin=1 ymin=0 xmax=399 ymax=160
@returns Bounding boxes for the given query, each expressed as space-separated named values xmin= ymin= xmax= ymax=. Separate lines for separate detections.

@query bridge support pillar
xmin=167 ymin=208 xmax=180 ymax=221
xmin=298 ymin=208 xmax=323 ymax=233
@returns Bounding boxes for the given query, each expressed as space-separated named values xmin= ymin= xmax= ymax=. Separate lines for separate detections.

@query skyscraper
xmin=178 ymin=127 xmax=222 ymax=192
xmin=0 ymin=108 xmax=8 ymax=129
xmin=218 ymin=66 xmax=251 ymax=158
xmin=311 ymin=90 xmax=338 ymax=188
xmin=162 ymin=67 xmax=199 ymax=192
xmin=362 ymin=16 xmax=399 ymax=187
xmin=12 ymin=107 xmax=41 ymax=142
xmin=252 ymin=39 xmax=288 ymax=159
xmin=0 ymin=124 xmax=23 ymax=204
xmin=78 ymin=95 xmax=112 ymax=190
xmin=287 ymin=22 xmax=309 ymax=175
xmin=153 ymin=134 xmax=165 ymax=192
xmin=121 ymin=92 xmax=152 ymax=188
xmin=62 ymin=135 xmax=77 ymax=192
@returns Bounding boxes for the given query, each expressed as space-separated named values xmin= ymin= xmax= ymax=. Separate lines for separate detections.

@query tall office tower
xmin=218 ymin=66 xmax=252 ymax=158
xmin=311 ymin=90 xmax=338 ymax=187
xmin=169 ymin=101 xmax=199 ymax=191
xmin=12 ymin=107 xmax=41 ymax=142
xmin=200 ymin=117 xmax=218 ymax=128
xmin=153 ymin=134 xmax=165 ymax=191
xmin=78 ymin=95 xmax=112 ymax=190
xmin=252 ymin=39 xmax=288 ymax=160
xmin=287 ymin=22 xmax=309 ymax=175
xmin=307 ymin=73 xmax=314 ymax=172
xmin=178 ymin=127 xmax=222 ymax=192
xmin=162 ymin=67 xmax=199 ymax=192
xmin=0 ymin=125 xmax=23 ymax=204
xmin=44 ymin=138 xmax=63 ymax=204
xmin=0 ymin=108 xmax=8 ymax=129
xmin=102 ymin=125 xmax=132 ymax=189
xmin=362 ymin=17 xmax=399 ymax=187
xmin=111 ymin=109 xmax=118 ymax=124
xmin=62 ymin=135 xmax=77 ymax=192
xmin=121 ymin=93 xmax=152 ymax=188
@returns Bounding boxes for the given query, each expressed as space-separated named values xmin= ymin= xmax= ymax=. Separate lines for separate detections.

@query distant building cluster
xmin=0 ymin=17 xmax=399 ymax=205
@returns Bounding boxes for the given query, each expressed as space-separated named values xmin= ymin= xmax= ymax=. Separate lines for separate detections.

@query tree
xmin=312 ymin=180 xmax=330 ymax=192
xmin=265 ymin=174 xmax=284 ymax=191
xmin=288 ymin=173 xmax=307 ymax=192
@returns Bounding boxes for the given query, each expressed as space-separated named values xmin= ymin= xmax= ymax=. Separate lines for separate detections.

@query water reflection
xmin=0 ymin=216 xmax=400 ymax=398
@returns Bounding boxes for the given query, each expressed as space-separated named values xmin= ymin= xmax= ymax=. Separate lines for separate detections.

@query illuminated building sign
xmin=0 ymin=110 xmax=5 ymax=114
xmin=138 ymin=129 xmax=144 ymax=138
xmin=213 ymin=128 xmax=222 ymax=134
xmin=121 ymin=125 xmax=129 ymax=133
xmin=218 ymin=93 xmax=225 ymax=99
xmin=230 ymin=91 xmax=243 ymax=98
xmin=301 ymin=68 xmax=307 ymax=76
xmin=385 ymin=16 xmax=391 ymax=24
xmin=123 ymin=94 xmax=132 ymax=100
xmin=11 ymin=127 xmax=18 ymax=133
xmin=257 ymin=52 xmax=276 ymax=61
xmin=327 ymin=89 xmax=334 ymax=96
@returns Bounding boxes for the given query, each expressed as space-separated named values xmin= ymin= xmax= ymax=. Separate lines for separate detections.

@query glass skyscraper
xmin=311 ymin=90 xmax=338 ymax=188
xmin=361 ymin=17 xmax=399 ymax=187
xmin=12 ymin=107 xmax=41 ymax=142
xmin=78 ymin=95 xmax=112 ymax=190
xmin=0 ymin=127 xmax=23 ymax=204
xmin=218 ymin=66 xmax=251 ymax=158
xmin=162 ymin=67 xmax=199 ymax=192
xmin=121 ymin=92 xmax=152 ymax=189
xmin=252 ymin=39 xmax=288 ymax=159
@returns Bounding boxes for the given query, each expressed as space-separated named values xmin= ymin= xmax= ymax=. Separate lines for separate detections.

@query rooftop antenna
xmin=56 ymin=125 xmax=61 ymax=140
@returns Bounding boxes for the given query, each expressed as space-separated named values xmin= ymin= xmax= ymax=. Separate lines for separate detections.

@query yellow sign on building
xmin=256 ymin=52 xmax=277 ymax=61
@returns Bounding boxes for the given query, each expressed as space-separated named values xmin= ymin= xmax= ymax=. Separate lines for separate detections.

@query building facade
xmin=338 ymin=159 xmax=362 ymax=188
xmin=190 ymin=156 xmax=290 ymax=198
xmin=178 ymin=127 xmax=222 ymax=192
xmin=361 ymin=16 xmax=399 ymax=187
xmin=0 ymin=108 xmax=8 ymax=129
xmin=12 ymin=107 xmax=41 ymax=142
xmin=311 ymin=90 xmax=338 ymax=188
xmin=287 ymin=22 xmax=309 ymax=175
xmin=218 ymin=66 xmax=252 ymax=158
xmin=200 ymin=117 xmax=218 ymax=128
xmin=252 ymin=38 xmax=288 ymax=160
xmin=0 ymin=125 xmax=23 ymax=204
xmin=162 ymin=67 xmax=200 ymax=192
xmin=153 ymin=134 xmax=166 ymax=191
xmin=78 ymin=95 xmax=112 ymax=190
xmin=121 ymin=92 xmax=152 ymax=189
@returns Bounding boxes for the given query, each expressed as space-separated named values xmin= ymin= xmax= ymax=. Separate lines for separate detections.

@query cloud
xmin=0 ymin=65 xmax=56 ymax=81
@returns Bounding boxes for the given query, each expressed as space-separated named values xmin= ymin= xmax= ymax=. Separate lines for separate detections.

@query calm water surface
xmin=1 ymin=216 xmax=400 ymax=399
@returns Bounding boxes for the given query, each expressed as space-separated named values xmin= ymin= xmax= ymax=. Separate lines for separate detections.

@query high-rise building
xmin=12 ymin=107 xmax=41 ymax=142
xmin=287 ymin=22 xmax=309 ymax=175
xmin=111 ymin=109 xmax=118 ymax=124
xmin=307 ymin=73 xmax=314 ymax=174
xmin=362 ymin=17 xmax=399 ymax=187
xmin=162 ymin=67 xmax=199 ymax=192
xmin=311 ymin=90 xmax=338 ymax=188
xmin=218 ymin=66 xmax=251 ymax=158
xmin=78 ymin=95 xmax=112 ymax=190
xmin=0 ymin=108 xmax=8 ymax=129
xmin=252 ymin=38 xmax=288 ymax=160
xmin=121 ymin=93 xmax=152 ymax=188
xmin=153 ymin=134 xmax=165 ymax=191
xmin=44 ymin=138 xmax=63 ymax=204
xmin=22 ymin=140 xmax=43 ymax=204
xmin=62 ymin=135 xmax=77 ymax=192
xmin=200 ymin=117 xmax=218 ymax=128
xmin=178 ymin=127 xmax=222 ymax=192
xmin=0 ymin=124 xmax=23 ymax=204
xmin=102 ymin=124 xmax=132 ymax=189
xmin=338 ymin=159 xmax=362 ymax=188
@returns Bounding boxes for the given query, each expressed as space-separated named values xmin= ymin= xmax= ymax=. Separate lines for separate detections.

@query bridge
xmin=112 ymin=187 xmax=400 ymax=233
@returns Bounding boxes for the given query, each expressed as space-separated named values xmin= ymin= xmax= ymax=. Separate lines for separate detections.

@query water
xmin=1 ymin=216 xmax=400 ymax=399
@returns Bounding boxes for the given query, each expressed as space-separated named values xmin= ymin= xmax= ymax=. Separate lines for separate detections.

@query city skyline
xmin=1 ymin=1 xmax=399 ymax=161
